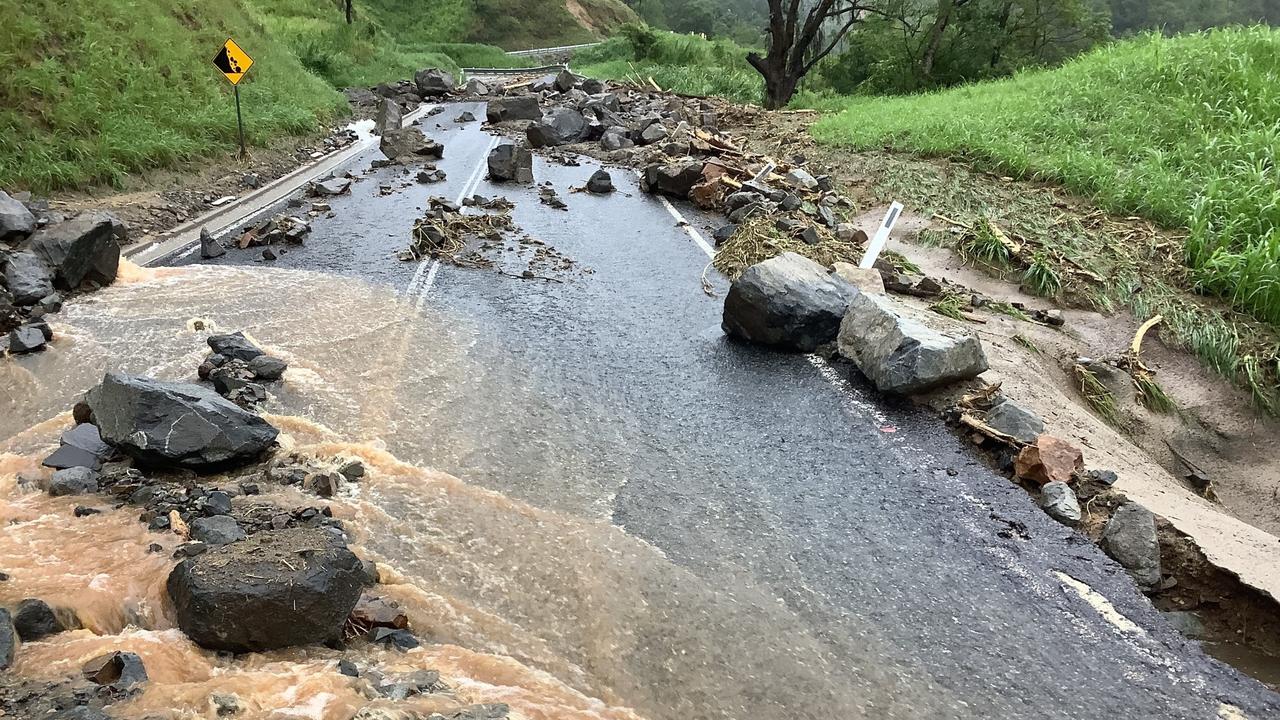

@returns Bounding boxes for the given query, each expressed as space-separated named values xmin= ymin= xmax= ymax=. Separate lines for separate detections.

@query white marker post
xmin=860 ymin=201 xmax=904 ymax=269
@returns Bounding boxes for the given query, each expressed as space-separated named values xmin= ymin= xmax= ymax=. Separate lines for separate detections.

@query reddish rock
xmin=1015 ymin=435 xmax=1083 ymax=486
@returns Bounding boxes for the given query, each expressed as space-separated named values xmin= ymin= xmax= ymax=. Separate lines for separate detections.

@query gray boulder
xmin=208 ymin=332 xmax=264 ymax=362
xmin=1101 ymin=503 xmax=1162 ymax=590
xmin=1040 ymin=482 xmax=1081 ymax=526
xmin=166 ymin=528 xmax=366 ymax=652
xmin=581 ymin=78 xmax=605 ymax=94
xmin=8 ymin=325 xmax=47 ymax=354
xmin=639 ymin=122 xmax=669 ymax=145
xmin=13 ymin=599 xmax=72 ymax=641
xmin=0 ymin=609 xmax=14 ymax=670
xmin=22 ymin=213 xmax=121 ymax=290
xmin=722 ymin=252 xmax=858 ymax=352
xmin=199 ymin=228 xmax=226 ymax=259
xmin=554 ymin=68 xmax=578 ymax=93
xmin=86 ymin=372 xmax=279 ymax=471
xmin=374 ymin=98 xmax=402 ymax=134
xmin=413 ymin=68 xmax=455 ymax=97
xmin=0 ymin=191 xmax=36 ymax=243
xmin=985 ymin=400 xmax=1045 ymax=444
xmin=247 ymin=354 xmax=288 ymax=381
xmin=463 ymin=78 xmax=490 ymax=96
xmin=600 ymin=130 xmax=634 ymax=151
xmin=640 ymin=161 xmax=704 ymax=199
xmin=4 ymin=251 xmax=54 ymax=305
xmin=48 ymin=467 xmax=99 ymax=496
xmin=487 ymin=144 xmax=534 ymax=184
xmin=526 ymin=108 xmax=586 ymax=148
xmin=190 ymin=516 xmax=247 ymax=546
xmin=486 ymin=96 xmax=542 ymax=123
xmin=380 ymin=129 xmax=443 ymax=163
xmin=784 ymin=168 xmax=819 ymax=191
xmin=837 ymin=293 xmax=989 ymax=394
xmin=586 ymin=169 xmax=614 ymax=194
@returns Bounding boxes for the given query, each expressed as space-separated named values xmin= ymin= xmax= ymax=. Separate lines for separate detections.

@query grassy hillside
xmin=576 ymin=25 xmax=761 ymax=103
xmin=811 ymin=27 xmax=1280 ymax=331
xmin=0 ymin=0 xmax=345 ymax=192
xmin=468 ymin=0 xmax=637 ymax=49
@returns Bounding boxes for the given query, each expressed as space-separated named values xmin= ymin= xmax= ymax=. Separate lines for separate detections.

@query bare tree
xmin=345 ymin=0 xmax=354 ymax=24
xmin=747 ymin=1 xmax=878 ymax=109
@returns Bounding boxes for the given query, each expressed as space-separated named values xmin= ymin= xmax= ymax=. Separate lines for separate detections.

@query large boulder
xmin=4 ymin=251 xmax=54 ymax=305
xmin=722 ymin=253 xmax=858 ymax=352
xmin=374 ymin=98 xmax=403 ymax=135
xmin=487 ymin=144 xmax=534 ymax=184
xmin=413 ymin=68 xmax=455 ymax=97
xmin=837 ymin=293 xmax=989 ymax=394
xmin=553 ymin=68 xmax=578 ymax=93
xmin=640 ymin=161 xmax=704 ymax=199
xmin=207 ymin=331 xmax=264 ymax=362
xmin=485 ymin=96 xmax=542 ymax=124
xmin=22 ymin=213 xmax=121 ymax=290
xmin=0 ymin=191 xmax=36 ymax=243
xmin=1101 ymin=503 xmax=1162 ymax=590
xmin=166 ymin=528 xmax=366 ymax=652
xmin=8 ymin=325 xmax=47 ymax=354
xmin=85 ymin=373 xmax=279 ymax=471
xmin=526 ymin=108 xmax=586 ymax=148
xmin=379 ymin=129 xmax=444 ymax=164
xmin=13 ymin=599 xmax=73 ymax=641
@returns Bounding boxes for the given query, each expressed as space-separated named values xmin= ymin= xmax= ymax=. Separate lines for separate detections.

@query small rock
xmin=262 ymin=248 xmax=277 ymax=262
xmin=784 ymin=168 xmax=819 ymax=191
xmin=202 ymin=490 xmax=233 ymax=516
xmin=38 ymin=292 xmax=63 ymax=314
xmin=337 ymin=459 xmax=365 ymax=481
xmin=48 ymin=467 xmax=99 ymax=496
xmin=1087 ymin=469 xmax=1119 ymax=486
xmin=831 ymin=263 xmax=885 ymax=294
xmin=305 ymin=472 xmax=341 ymax=498
xmin=1101 ymin=503 xmax=1162 ymax=590
xmin=83 ymin=651 xmax=148 ymax=690
xmin=1162 ymin=610 xmax=1206 ymax=639
xmin=985 ymin=400 xmax=1045 ymax=444
xmin=1014 ymin=435 xmax=1083 ymax=486
xmin=369 ymin=627 xmax=419 ymax=651
xmin=337 ymin=659 xmax=360 ymax=677
xmin=7 ymin=325 xmax=47 ymax=354
xmin=835 ymin=224 xmax=869 ymax=244
xmin=1040 ymin=482 xmax=1082 ymax=525
xmin=74 ymin=506 xmax=102 ymax=517
xmin=174 ymin=542 xmax=209 ymax=558
xmin=213 ymin=693 xmax=243 ymax=717
xmin=189 ymin=516 xmax=246 ymax=546
xmin=712 ymin=224 xmax=737 ymax=245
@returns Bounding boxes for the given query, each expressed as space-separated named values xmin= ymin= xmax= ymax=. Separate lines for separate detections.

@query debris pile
xmin=404 ymin=197 xmax=515 ymax=266
xmin=197 ymin=331 xmax=289 ymax=408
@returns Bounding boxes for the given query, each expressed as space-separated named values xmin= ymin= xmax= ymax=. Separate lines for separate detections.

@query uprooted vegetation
xmin=807 ymin=28 xmax=1280 ymax=409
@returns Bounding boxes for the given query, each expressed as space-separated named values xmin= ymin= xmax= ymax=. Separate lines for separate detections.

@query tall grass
xmin=809 ymin=27 xmax=1280 ymax=330
xmin=0 ymin=0 xmax=346 ymax=192
xmin=576 ymin=26 xmax=762 ymax=104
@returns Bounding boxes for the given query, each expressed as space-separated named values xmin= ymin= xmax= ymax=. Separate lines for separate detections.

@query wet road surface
xmin=135 ymin=102 xmax=1280 ymax=717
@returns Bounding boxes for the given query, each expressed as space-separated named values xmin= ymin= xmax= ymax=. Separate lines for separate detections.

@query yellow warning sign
xmin=213 ymin=38 xmax=253 ymax=85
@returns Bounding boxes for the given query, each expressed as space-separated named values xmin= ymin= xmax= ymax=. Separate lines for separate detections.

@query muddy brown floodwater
xmin=0 ymin=263 xmax=882 ymax=720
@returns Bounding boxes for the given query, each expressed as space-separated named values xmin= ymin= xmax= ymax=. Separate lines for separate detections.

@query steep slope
xmin=464 ymin=0 xmax=638 ymax=49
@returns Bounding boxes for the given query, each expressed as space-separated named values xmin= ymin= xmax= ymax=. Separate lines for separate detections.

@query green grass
xmin=576 ymin=26 xmax=762 ymax=104
xmin=0 ymin=0 xmax=346 ymax=192
xmin=810 ymin=27 xmax=1280 ymax=331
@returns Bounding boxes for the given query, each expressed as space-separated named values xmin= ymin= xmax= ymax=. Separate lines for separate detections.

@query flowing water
xmin=0 ymin=263 xmax=882 ymax=720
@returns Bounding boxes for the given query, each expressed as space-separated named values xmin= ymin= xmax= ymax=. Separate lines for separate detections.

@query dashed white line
xmin=657 ymin=195 xmax=716 ymax=258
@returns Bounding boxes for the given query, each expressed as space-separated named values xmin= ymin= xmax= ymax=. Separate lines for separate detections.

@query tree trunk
xmin=920 ymin=0 xmax=957 ymax=83
xmin=763 ymin=70 xmax=800 ymax=110
xmin=345 ymin=0 xmax=353 ymax=24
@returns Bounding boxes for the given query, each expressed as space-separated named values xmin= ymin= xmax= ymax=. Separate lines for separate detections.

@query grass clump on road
xmin=0 ymin=0 xmax=345 ymax=192
xmin=810 ymin=27 xmax=1280 ymax=331
xmin=577 ymin=25 xmax=762 ymax=104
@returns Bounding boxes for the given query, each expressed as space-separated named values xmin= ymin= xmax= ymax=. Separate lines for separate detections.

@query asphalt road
xmin=169 ymin=102 xmax=1280 ymax=719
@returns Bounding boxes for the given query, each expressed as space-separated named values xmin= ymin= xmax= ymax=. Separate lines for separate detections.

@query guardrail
xmin=504 ymin=42 xmax=600 ymax=57
xmin=462 ymin=64 xmax=568 ymax=76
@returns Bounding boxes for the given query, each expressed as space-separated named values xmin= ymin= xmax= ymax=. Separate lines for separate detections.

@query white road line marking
xmin=657 ymin=196 xmax=716 ymax=258
xmin=1054 ymin=572 xmax=1144 ymax=635
xmin=1219 ymin=704 xmax=1251 ymax=720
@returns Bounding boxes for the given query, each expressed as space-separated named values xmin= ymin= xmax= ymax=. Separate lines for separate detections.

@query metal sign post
xmin=234 ymin=85 xmax=247 ymax=159
xmin=213 ymin=38 xmax=255 ymax=159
